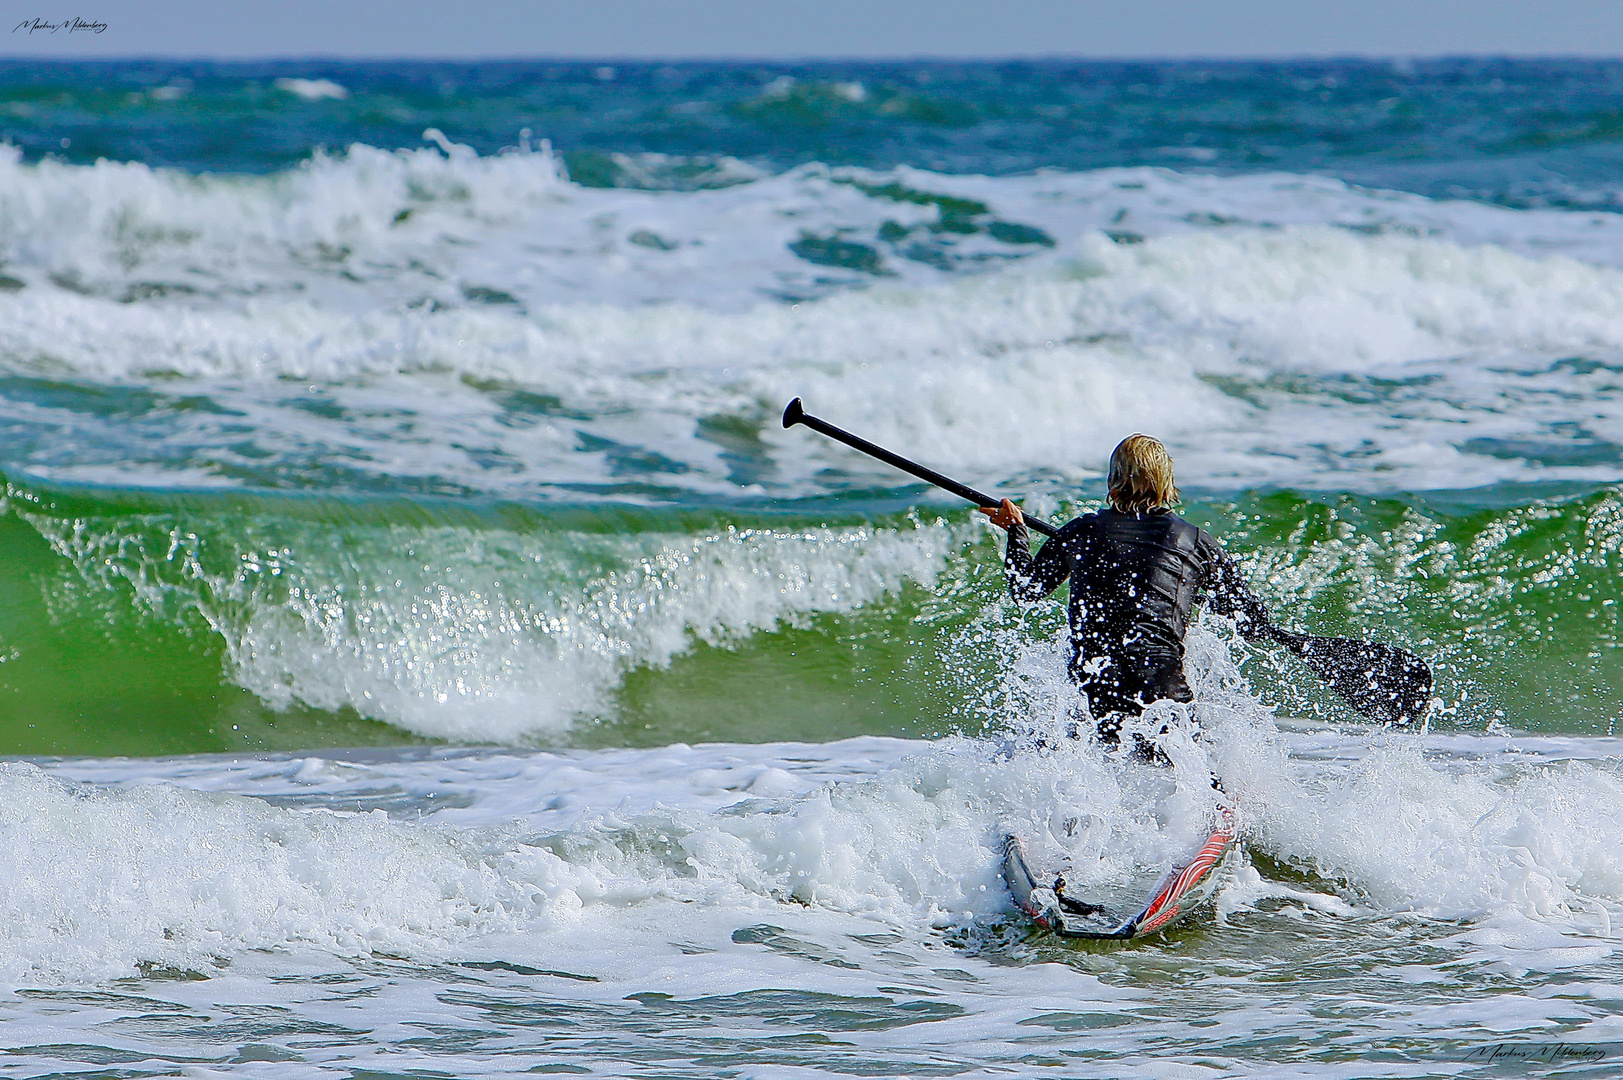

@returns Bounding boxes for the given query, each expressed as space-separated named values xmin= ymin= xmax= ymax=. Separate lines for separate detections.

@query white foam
xmin=273 ymin=78 xmax=348 ymax=102
xmin=0 ymin=761 xmax=584 ymax=982
xmin=7 ymin=139 xmax=1623 ymax=311
xmin=1 ymin=212 xmax=1621 ymax=497
xmin=13 ymin=683 xmax=1623 ymax=985
xmin=0 ymin=725 xmax=1205 ymax=981
xmin=1241 ymin=739 xmax=1623 ymax=921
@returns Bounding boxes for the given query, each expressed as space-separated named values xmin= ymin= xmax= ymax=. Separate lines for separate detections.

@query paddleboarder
xmin=979 ymin=434 xmax=1271 ymax=746
xmin=782 ymin=397 xmax=1432 ymax=727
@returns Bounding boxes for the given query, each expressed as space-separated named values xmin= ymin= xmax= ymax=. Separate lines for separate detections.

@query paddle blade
xmin=1282 ymin=632 xmax=1434 ymax=725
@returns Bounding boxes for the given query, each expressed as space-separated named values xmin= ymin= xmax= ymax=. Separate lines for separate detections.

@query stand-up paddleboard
xmin=1004 ymin=805 xmax=1238 ymax=940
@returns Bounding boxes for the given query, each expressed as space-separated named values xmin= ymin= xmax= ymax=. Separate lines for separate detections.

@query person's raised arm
xmin=980 ymin=498 xmax=1070 ymax=604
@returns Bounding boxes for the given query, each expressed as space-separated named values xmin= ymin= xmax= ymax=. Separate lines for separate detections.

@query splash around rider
xmin=979 ymin=434 xmax=1271 ymax=745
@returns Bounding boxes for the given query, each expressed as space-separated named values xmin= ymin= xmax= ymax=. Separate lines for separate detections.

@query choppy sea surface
xmin=0 ymin=58 xmax=1621 ymax=1078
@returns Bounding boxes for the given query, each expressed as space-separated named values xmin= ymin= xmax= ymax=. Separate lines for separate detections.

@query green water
xmin=0 ymin=477 xmax=1616 ymax=756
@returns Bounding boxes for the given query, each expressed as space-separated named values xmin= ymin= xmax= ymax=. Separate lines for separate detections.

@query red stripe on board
xmin=1134 ymin=810 xmax=1236 ymax=935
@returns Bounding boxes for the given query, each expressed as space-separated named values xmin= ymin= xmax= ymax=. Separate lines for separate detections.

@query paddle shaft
xmin=781 ymin=398 xmax=1060 ymax=538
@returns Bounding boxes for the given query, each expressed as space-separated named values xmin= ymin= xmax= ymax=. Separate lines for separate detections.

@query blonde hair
xmin=1107 ymin=434 xmax=1179 ymax=513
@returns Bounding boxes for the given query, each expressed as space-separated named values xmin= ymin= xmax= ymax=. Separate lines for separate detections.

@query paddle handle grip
xmin=782 ymin=398 xmax=1060 ymax=538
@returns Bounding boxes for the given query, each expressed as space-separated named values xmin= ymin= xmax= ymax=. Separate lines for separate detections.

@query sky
xmin=3 ymin=0 xmax=1623 ymax=59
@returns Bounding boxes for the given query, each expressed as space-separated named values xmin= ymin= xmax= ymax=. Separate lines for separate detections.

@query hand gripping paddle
xmin=782 ymin=397 xmax=1434 ymax=725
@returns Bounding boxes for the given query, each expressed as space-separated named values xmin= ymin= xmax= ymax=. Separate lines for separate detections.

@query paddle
xmin=781 ymin=397 xmax=1434 ymax=725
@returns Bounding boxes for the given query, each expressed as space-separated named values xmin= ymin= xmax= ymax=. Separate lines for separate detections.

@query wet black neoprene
xmin=1003 ymin=506 xmax=1269 ymax=737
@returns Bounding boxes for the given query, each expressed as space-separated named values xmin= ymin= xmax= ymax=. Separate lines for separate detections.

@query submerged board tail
xmin=1004 ymin=806 xmax=1238 ymax=940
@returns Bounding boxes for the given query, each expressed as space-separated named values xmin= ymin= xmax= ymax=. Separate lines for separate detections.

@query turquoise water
xmin=10 ymin=58 xmax=1623 ymax=211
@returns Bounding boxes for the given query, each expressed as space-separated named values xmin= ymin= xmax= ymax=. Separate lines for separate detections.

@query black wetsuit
xmin=1003 ymin=507 xmax=1269 ymax=739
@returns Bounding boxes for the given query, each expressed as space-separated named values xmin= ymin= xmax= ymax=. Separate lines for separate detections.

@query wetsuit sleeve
xmin=1202 ymin=540 xmax=1271 ymax=641
xmin=1004 ymin=519 xmax=1074 ymax=604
